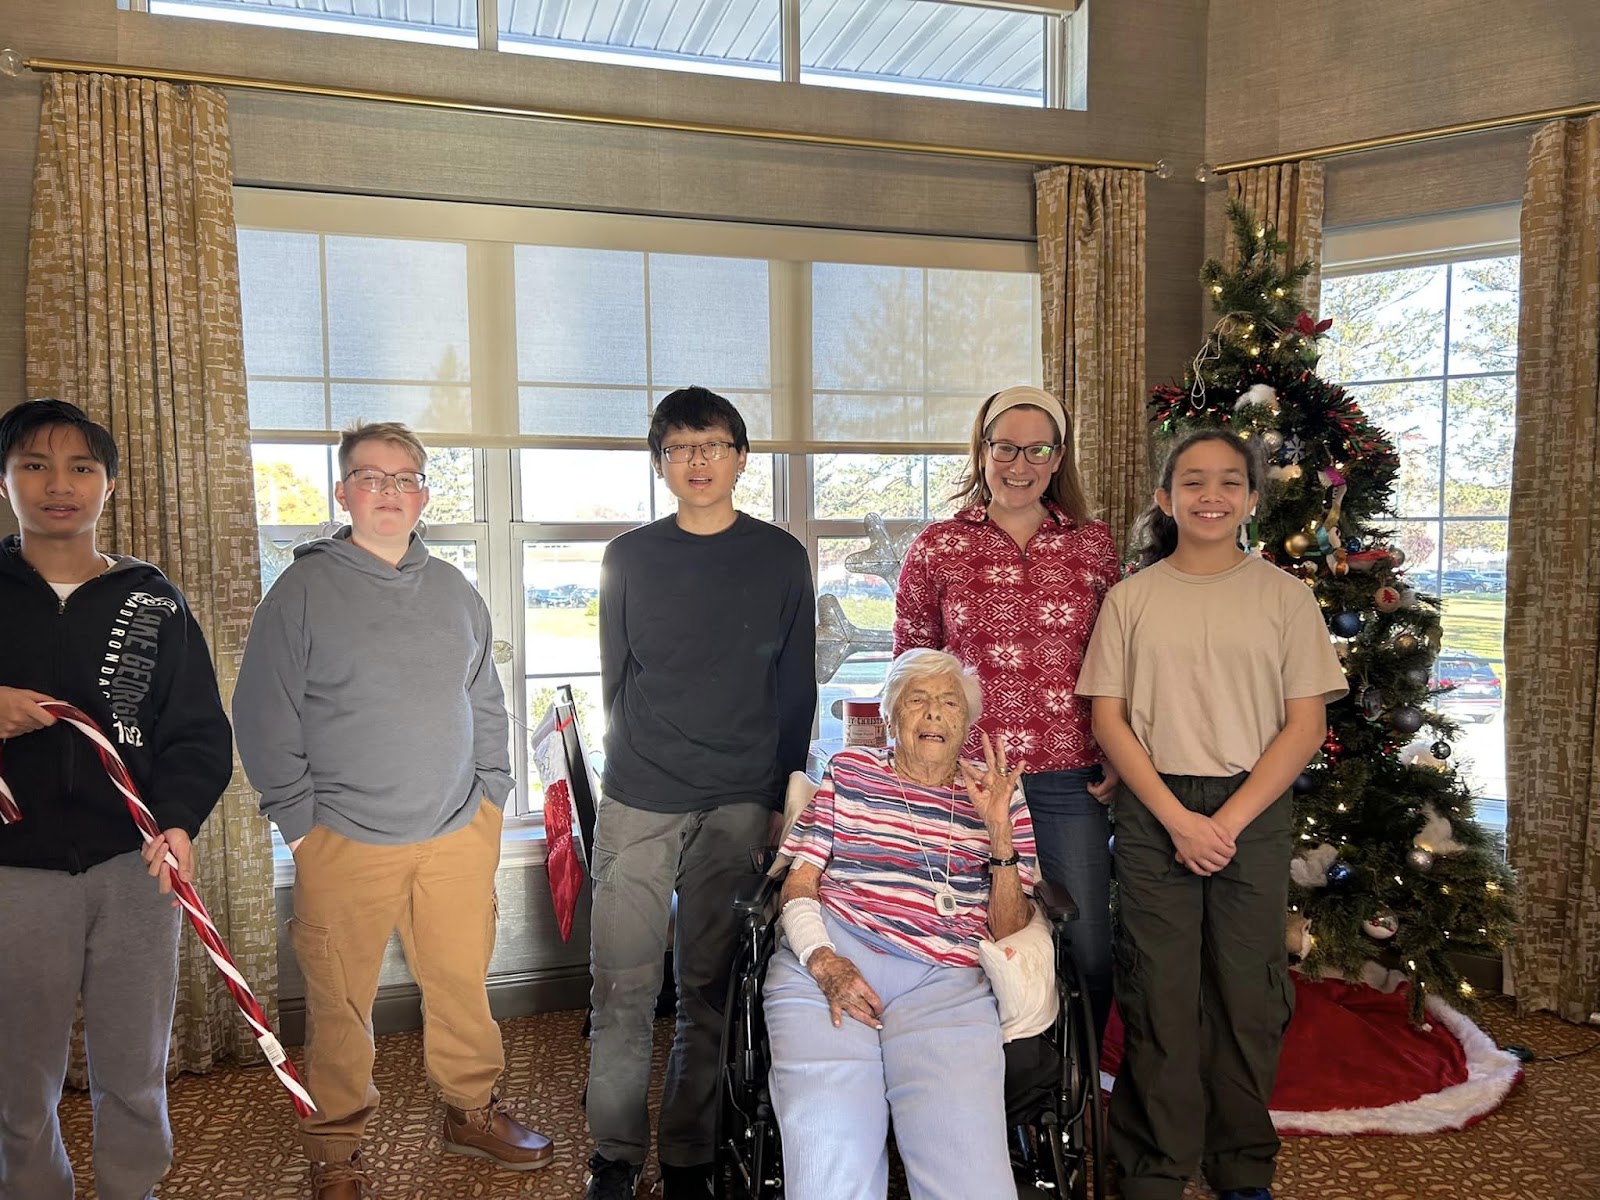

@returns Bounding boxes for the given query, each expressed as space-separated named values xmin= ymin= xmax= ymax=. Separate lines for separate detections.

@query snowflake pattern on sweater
xmin=893 ymin=501 xmax=1121 ymax=773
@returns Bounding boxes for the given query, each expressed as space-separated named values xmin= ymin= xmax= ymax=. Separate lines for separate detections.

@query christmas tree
xmin=1147 ymin=202 xmax=1515 ymax=1019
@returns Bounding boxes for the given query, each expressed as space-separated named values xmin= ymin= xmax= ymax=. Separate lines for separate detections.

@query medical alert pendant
xmin=935 ymin=888 xmax=958 ymax=917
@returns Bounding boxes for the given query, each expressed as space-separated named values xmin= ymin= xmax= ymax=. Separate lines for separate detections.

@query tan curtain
xmin=1035 ymin=166 xmax=1147 ymax=553
xmin=24 ymin=73 xmax=276 ymax=1077
xmin=1227 ymin=162 xmax=1326 ymax=316
xmin=1505 ymin=116 xmax=1600 ymax=1025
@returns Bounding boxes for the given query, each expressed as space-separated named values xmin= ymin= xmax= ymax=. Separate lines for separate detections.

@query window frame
xmin=1321 ymin=205 xmax=1519 ymax=832
xmin=135 ymin=0 xmax=1083 ymax=108
xmin=238 ymin=189 xmax=1039 ymax=881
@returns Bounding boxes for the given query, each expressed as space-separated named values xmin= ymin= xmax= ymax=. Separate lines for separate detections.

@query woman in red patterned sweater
xmin=894 ymin=385 xmax=1121 ymax=1035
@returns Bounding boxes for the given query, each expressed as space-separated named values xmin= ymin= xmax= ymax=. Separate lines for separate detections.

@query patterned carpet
xmin=58 ymin=998 xmax=1600 ymax=1200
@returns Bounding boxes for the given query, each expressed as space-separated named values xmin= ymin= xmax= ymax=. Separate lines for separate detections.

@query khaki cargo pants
xmin=290 ymin=799 xmax=505 ymax=1162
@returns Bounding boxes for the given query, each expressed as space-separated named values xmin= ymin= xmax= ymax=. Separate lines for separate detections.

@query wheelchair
xmin=714 ymin=867 xmax=1106 ymax=1200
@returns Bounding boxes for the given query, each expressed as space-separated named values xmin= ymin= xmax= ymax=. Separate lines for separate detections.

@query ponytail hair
xmin=1130 ymin=428 xmax=1262 ymax=569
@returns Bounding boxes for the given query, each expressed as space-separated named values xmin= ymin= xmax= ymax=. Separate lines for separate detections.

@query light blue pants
xmin=764 ymin=910 xmax=1013 ymax=1200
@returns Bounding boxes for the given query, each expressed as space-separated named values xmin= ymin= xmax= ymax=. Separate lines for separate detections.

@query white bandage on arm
xmin=779 ymin=896 xmax=834 ymax=967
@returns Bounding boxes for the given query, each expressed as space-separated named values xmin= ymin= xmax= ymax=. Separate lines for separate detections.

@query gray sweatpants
xmin=587 ymin=796 xmax=769 ymax=1169
xmin=0 ymin=851 xmax=182 ymax=1200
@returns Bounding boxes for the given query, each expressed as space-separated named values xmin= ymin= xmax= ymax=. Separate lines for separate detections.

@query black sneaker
xmin=586 ymin=1152 xmax=641 ymax=1200
xmin=660 ymin=1161 xmax=716 ymax=1199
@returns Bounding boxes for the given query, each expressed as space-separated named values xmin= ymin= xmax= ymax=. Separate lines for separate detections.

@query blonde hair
xmin=883 ymin=648 xmax=984 ymax=732
xmin=948 ymin=392 xmax=1091 ymax=523
xmin=338 ymin=421 xmax=428 ymax=476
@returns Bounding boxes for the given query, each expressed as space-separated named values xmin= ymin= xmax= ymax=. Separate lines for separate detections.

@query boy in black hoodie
xmin=0 ymin=399 xmax=233 ymax=1200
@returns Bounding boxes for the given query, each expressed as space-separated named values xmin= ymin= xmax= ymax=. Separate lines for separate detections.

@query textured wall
xmin=1206 ymin=0 xmax=1600 ymax=235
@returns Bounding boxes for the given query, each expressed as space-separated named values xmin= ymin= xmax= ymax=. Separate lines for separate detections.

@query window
xmin=135 ymin=0 xmax=1082 ymax=108
xmin=147 ymin=0 xmax=478 ymax=47
xmin=238 ymin=190 xmax=1039 ymax=834
xmin=800 ymin=0 xmax=1046 ymax=107
xmin=1321 ymin=209 xmax=1518 ymax=833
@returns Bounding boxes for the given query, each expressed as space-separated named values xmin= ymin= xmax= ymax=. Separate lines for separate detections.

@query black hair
xmin=0 ymin=399 xmax=119 ymax=479
xmin=647 ymin=386 xmax=750 ymax=465
xmin=1130 ymin=428 xmax=1262 ymax=568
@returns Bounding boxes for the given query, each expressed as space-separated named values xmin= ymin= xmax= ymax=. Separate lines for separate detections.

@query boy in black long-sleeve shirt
xmin=585 ymin=387 xmax=815 ymax=1200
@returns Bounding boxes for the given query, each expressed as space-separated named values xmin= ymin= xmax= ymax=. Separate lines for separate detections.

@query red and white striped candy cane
xmin=0 ymin=701 xmax=315 ymax=1116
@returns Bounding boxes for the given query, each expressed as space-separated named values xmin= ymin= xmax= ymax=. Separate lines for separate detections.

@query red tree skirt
xmin=1099 ymin=974 xmax=1523 ymax=1136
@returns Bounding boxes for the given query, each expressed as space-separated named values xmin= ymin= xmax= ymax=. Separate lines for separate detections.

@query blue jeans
xmin=1024 ymin=766 xmax=1113 ymax=1038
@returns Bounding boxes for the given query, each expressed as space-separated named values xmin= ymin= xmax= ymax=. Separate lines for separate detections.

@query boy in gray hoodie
xmin=234 ymin=422 xmax=552 ymax=1200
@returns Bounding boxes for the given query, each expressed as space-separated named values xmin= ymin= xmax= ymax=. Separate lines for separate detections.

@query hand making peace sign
xmin=957 ymin=730 xmax=1027 ymax=828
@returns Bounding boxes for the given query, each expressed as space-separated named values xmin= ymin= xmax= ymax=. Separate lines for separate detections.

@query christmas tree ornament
xmin=1430 ymin=740 xmax=1451 ymax=760
xmin=1362 ymin=910 xmax=1400 ymax=940
xmin=1279 ymin=434 xmax=1307 ymax=464
xmin=1391 ymin=705 xmax=1426 ymax=735
xmin=1404 ymin=666 xmax=1431 ymax=687
xmin=1407 ymin=848 xmax=1435 ymax=872
xmin=1234 ymin=383 xmax=1279 ymax=412
xmin=1389 ymin=547 xmax=1408 ymax=568
xmin=1261 ymin=429 xmax=1284 ymax=455
xmin=1345 ymin=536 xmax=1364 ymax=553
xmin=1374 ymin=585 xmax=1403 ymax=613
xmin=1285 ymin=532 xmax=1315 ymax=558
xmin=1360 ymin=685 xmax=1386 ymax=720
xmin=1329 ymin=549 xmax=1350 ymax=577
xmin=1290 ymin=843 xmax=1339 ymax=888
xmin=1293 ymin=772 xmax=1316 ymax=794
xmin=1325 ymin=860 xmax=1354 ymax=887
xmin=1394 ymin=632 xmax=1419 ymax=652
xmin=1331 ymin=611 xmax=1363 ymax=638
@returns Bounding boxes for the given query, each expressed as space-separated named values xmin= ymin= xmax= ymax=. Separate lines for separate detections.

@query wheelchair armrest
xmin=1035 ymin=878 xmax=1078 ymax=925
xmin=734 ymin=871 xmax=784 ymax=917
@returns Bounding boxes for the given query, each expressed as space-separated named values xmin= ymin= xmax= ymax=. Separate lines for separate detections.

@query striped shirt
xmin=782 ymin=746 xmax=1037 ymax=968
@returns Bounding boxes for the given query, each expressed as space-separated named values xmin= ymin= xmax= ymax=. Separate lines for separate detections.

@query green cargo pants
xmin=1109 ymin=774 xmax=1295 ymax=1200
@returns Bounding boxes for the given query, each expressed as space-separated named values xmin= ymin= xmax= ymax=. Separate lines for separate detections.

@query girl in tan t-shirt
xmin=1078 ymin=429 xmax=1346 ymax=1200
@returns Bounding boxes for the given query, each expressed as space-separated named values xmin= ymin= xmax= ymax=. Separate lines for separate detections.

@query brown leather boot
xmin=308 ymin=1151 xmax=373 ymax=1200
xmin=441 ymin=1093 xmax=555 ymax=1171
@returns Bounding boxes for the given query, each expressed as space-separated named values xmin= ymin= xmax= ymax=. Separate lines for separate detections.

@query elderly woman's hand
xmin=958 ymin=730 xmax=1027 ymax=838
xmin=807 ymin=948 xmax=884 ymax=1030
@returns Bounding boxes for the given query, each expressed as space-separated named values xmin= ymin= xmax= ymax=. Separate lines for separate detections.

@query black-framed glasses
xmin=985 ymin=439 xmax=1061 ymax=465
xmin=661 ymin=440 xmax=737 ymax=464
xmin=343 ymin=468 xmax=428 ymax=493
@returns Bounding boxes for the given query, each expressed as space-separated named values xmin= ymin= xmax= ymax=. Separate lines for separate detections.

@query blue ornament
xmin=1345 ymin=536 xmax=1364 ymax=553
xmin=1279 ymin=434 xmax=1307 ymax=465
xmin=1325 ymin=860 xmax=1353 ymax=887
xmin=1331 ymin=611 xmax=1364 ymax=639
xmin=1293 ymin=772 xmax=1316 ymax=794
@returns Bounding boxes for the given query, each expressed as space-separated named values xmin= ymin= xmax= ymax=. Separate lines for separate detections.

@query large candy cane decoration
xmin=0 ymin=701 xmax=315 ymax=1116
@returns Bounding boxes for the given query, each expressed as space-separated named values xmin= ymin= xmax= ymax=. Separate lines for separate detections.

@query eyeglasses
xmin=985 ymin=440 xmax=1062 ymax=465
xmin=343 ymin=468 xmax=427 ymax=493
xmin=661 ymin=441 xmax=738 ymax=464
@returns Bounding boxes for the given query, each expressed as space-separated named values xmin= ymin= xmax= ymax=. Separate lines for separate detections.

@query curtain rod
xmin=1216 ymin=99 xmax=1600 ymax=173
xmin=20 ymin=56 xmax=1161 ymax=172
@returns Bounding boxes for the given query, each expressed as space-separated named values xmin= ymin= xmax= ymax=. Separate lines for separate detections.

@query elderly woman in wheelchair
xmin=763 ymin=647 xmax=1042 ymax=1200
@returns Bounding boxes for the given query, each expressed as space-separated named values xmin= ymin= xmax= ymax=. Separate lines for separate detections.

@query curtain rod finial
xmin=1195 ymin=162 xmax=1217 ymax=184
xmin=0 ymin=49 xmax=22 ymax=78
xmin=1154 ymin=159 xmax=1172 ymax=180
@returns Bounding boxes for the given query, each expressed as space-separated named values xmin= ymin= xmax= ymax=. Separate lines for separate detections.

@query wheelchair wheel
xmin=1051 ymin=955 xmax=1106 ymax=1200
xmin=714 ymin=889 xmax=784 ymax=1199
